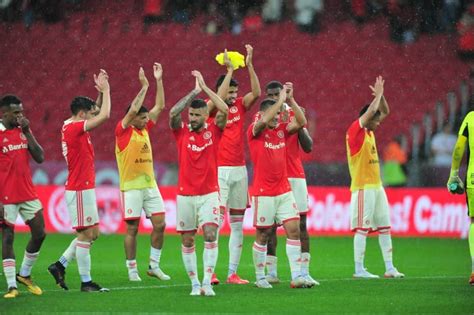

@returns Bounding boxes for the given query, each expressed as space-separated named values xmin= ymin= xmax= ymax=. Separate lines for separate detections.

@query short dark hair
xmin=215 ymin=75 xmax=239 ymax=90
xmin=70 ymin=96 xmax=96 ymax=115
xmin=125 ymin=105 xmax=149 ymax=115
xmin=359 ymin=104 xmax=380 ymax=118
xmin=190 ymin=99 xmax=207 ymax=109
xmin=260 ymin=98 xmax=276 ymax=111
xmin=0 ymin=94 xmax=21 ymax=110
xmin=265 ymin=81 xmax=283 ymax=91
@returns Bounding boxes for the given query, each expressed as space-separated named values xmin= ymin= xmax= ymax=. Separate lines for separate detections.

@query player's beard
xmin=190 ymin=121 xmax=203 ymax=131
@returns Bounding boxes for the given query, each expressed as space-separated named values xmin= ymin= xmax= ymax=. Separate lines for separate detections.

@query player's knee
xmin=203 ymin=229 xmax=217 ymax=242
xmin=32 ymin=230 xmax=46 ymax=244
xmin=2 ymin=228 xmax=14 ymax=244
xmin=126 ymin=224 xmax=139 ymax=236
xmin=153 ymin=220 xmax=166 ymax=232
xmin=182 ymin=236 xmax=195 ymax=248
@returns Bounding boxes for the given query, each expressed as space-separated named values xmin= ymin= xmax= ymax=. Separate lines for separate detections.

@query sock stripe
xmin=76 ymin=242 xmax=91 ymax=249
xmin=204 ymin=242 xmax=218 ymax=249
xmin=286 ymin=239 xmax=301 ymax=246
xmin=182 ymin=246 xmax=195 ymax=254
xmin=253 ymin=242 xmax=267 ymax=252
xmin=229 ymin=217 xmax=244 ymax=223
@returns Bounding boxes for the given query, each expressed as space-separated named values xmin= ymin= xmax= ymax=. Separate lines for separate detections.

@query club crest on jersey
xmin=230 ymin=106 xmax=238 ymax=114
xmin=127 ymin=209 xmax=133 ymax=214
xmin=277 ymin=130 xmax=285 ymax=139
xmin=260 ymin=217 xmax=265 ymax=223
xmin=203 ymin=131 xmax=212 ymax=140
xmin=20 ymin=133 xmax=26 ymax=140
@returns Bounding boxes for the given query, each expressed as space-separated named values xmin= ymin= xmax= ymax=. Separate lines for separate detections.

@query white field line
xmin=42 ymin=275 xmax=466 ymax=293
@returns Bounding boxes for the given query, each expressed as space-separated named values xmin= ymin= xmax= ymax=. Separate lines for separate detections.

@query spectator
xmin=203 ymin=1 xmax=226 ymax=35
xmin=431 ymin=122 xmax=457 ymax=167
xmin=388 ymin=0 xmax=419 ymax=43
xmin=295 ymin=0 xmax=324 ymax=34
xmin=143 ymin=0 xmax=164 ymax=24
xmin=242 ymin=6 xmax=263 ymax=31
xmin=262 ymin=0 xmax=282 ymax=23
xmin=382 ymin=135 xmax=408 ymax=187
xmin=457 ymin=5 xmax=474 ymax=58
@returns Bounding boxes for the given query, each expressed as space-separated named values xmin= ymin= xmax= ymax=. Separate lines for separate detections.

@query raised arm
xmin=18 ymin=117 xmax=44 ymax=163
xmin=378 ymin=95 xmax=390 ymax=121
xmin=169 ymin=76 xmax=201 ymax=130
xmin=208 ymin=50 xmax=233 ymax=114
xmin=85 ymin=69 xmax=111 ymax=131
xmin=149 ymin=62 xmax=165 ymax=123
xmin=242 ymin=44 xmax=261 ymax=109
xmin=360 ymin=76 xmax=384 ymax=128
xmin=193 ymin=70 xmax=228 ymax=130
xmin=122 ymin=67 xmax=149 ymax=128
xmin=253 ymin=88 xmax=286 ymax=137
xmin=298 ymin=128 xmax=313 ymax=153
xmin=95 ymin=92 xmax=103 ymax=110
xmin=285 ymin=82 xmax=307 ymax=134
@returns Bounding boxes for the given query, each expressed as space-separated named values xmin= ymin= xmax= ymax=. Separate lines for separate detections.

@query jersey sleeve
xmin=69 ymin=120 xmax=87 ymax=136
xmin=146 ymin=120 xmax=155 ymax=130
xmin=172 ymin=122 xmax=185 ymax=140
xmin=347 ymin=119 xmax=365 ymax=156
xmin=458 ymin=112 xmax=472 ymax=138
xmin=236 ymin=97 xmax=247 ymax=113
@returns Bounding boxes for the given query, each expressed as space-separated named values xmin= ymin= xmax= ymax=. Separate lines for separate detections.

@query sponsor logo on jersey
xmin=140 ymin=143 xmax=151 ymax=154
xmin=226 ymin=115 xmax=241 ymax=126
xmin=187 ymin=139 xmax=213 ymax=152
xmin=264 ymin=141 xmax=285 ymax=150
xmin=2 ymin=142 xmax=28 ymax=153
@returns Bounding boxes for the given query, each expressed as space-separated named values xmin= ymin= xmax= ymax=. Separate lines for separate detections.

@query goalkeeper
xmin=447 ymin=112 xmax=474 ymax=286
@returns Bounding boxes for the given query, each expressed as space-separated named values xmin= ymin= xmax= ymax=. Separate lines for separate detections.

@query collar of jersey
xmin=188 ymin=122 xmax=208 ymax=132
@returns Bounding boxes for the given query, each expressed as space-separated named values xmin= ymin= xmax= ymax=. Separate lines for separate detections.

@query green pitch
xmin=2 ymin=234 xmax=473 ymax=313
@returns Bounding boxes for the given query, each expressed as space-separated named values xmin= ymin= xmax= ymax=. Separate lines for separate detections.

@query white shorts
xmin=120 ymin=188 xmax=165 ymax=221
xmin=65 ymin=189 xmax=99 ymax=230
xmin=176 ymin=192 xmax=220 ymax=232
xmin=288 ymin=177 xmax=309 ymax=214
xmin=252 ymin=192 xmax=299 ymax=228
xmin=350 ymin=187 xmax=391 ymax=232
xmin=218 ymin=166 xmax=249 ymax=211
xmin=4 ymin=199 xmax=43 ymax=226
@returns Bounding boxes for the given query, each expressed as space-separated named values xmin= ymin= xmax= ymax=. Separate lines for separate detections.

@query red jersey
xmin=209 ymin=97 xmax=247 ymax=167
xmin=61 ymin=119 xmax=95 ymax=191
xmin=247 ymin=121 xmax=291 ymax=196
xmin=173 ymin=122 xmax=222 ymax=195
xmin=286 ymin=111 xmax=305 ymax=178
xmin=0 ymin=123 xmax=37 ymax=204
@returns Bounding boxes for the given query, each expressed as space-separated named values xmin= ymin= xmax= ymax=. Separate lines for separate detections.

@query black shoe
xmin=81 ymin=281 xmax=109 ymax=292
xmin=47 ymin=262 xmax=68 ymax=291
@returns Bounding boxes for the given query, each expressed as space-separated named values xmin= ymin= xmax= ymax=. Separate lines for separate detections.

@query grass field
xmin=1 ymin=233 xmax=473 ymax=313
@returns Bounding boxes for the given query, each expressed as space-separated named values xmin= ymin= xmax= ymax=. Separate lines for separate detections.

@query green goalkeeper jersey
xmin=458 ymin=112 xmax=474 ymax=188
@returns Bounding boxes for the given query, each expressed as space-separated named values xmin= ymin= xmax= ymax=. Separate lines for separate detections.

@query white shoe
xmin=303 ymin=274 xmax=320 ymax=286
xmin=255 ymin=278 xmax=273 ymax=289
xmin=265 ymin=274 xmax=280 ymax=284
xmin=190 ymin=285 xmax=201 ymax=296
xmin=353 ymin=270 xmax=380 ymax=279
xmin=200 ymin=285 xmax=216 ymax=296
xmin=147 ymin=268 xmax=171 ymax=281
xmin=290 ymin=276 xmax=309 ymax=288
xmin=128 ymin=271 xmax=142 ymax=282
xmin=384 ymin=268 xmax=405 ymax=278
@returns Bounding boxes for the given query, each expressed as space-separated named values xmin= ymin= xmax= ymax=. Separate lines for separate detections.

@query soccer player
xmin=169 ymin=70 xmax=228 ymax=296
xmin=447 ymin=112 xmax=474 ymax=285
xmin=48 ymin=70 xmax=111 ymax=292
xmin=115 ymin=64 xmax=169 ymax=282
xmin=207 ymin=45 xmax=261 ymax=285
xmin=263 ymin=81 xmax=318 ymax=286
xmin=345 ymin=76 xmax=404 ymax=279
xmin=0 ymin=95 xmax=46 ymax=298
xmin=247 ymin=86 xmax=311 ymax=289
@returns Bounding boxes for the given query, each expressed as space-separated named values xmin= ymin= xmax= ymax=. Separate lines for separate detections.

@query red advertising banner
xmin=12 ymin=186 xmax=470 ymax=238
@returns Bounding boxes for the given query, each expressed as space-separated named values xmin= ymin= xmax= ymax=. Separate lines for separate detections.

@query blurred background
xmin=1 ymin=0 xmax=473 ymax=236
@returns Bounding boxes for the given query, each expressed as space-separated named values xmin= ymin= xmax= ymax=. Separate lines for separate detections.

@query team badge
xmin=230 ymin=106 xmax=238 ymax=114
xmin=203 ymin=131 xmax=212 ymax=140
xmin=260 ymin=217 xmax=265 ymax=223
xmin=277 ymin=130 xmax=284 ymax=139
xmin=87 ymin=216 xmax=92 ymax=223
xmin=180 ymin=221 xmax=185 ymax=227
xmin=127 ymin=209 xmax=133 ymax=214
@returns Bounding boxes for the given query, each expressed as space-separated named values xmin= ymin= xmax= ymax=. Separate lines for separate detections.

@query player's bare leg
xmin=226 ymin=208 xmax=248 ymax=284
xmin=77 ymin=226 xmax=108 ymax=292
xmin=265 ymin=225 xmax=279 ymax=283
xmin=147 ymin=214 xmax=170 ymax=280
xmin=16 ymin=212 xmax=46 ymax=295
xmin=2 ymin=224 xmax=19 ymax=298
xmin=124 ymin=220 xmax=141 ymax=281
xmin=254 ymin=228 xmax=272 ymax=288
xmin=201 ymin=224 xmax=218 ymax=296
xmin=283 ymin=219 xmax=310 ymax=288
xmin=378 ymin=227 xmax=404 ymax=278
xmin=181 ymin=232 xmax=201 ymax=295
xmin=300 ymin=214 xmax=319 ymax=285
